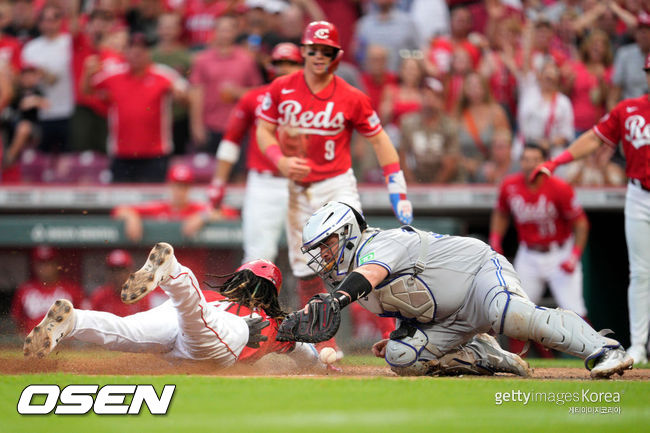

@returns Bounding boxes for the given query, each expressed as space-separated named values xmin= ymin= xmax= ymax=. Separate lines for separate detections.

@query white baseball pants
xmin=69 ymin=262 xmax=249 ymax=366
xmin=625 ymin=182 xmax=650 ymax=353
xmin=242 ymin=170 xmax=289 ymax=263
xmin=513 ymin=239 xmax=587 ymax=316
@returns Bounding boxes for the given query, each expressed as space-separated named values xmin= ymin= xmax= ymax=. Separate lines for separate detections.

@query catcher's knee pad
xmin=385 ymin=326 xmax=437 ymax=368
xmin=488 ymin=290 xmax=617 ymax=359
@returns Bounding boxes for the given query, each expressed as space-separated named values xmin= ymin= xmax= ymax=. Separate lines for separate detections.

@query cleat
xmin=626 ymin=345 xmax=647 ymax=365
xmin=121 ymin=242 xmax=175 ymax=304
xmin=589 ymin=346 xmax=634 ymax=378
xmin=472 ymin=334 xmax=532 ymax=377
xmin=24 ymin=299 xmax=75 ymax=359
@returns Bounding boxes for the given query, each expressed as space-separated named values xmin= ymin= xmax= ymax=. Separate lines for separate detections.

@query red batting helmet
xmin=271 ymin=42 xmax=303 ymax=65
xmin=301 ymin=21 xmax=344 ymax=73
xmin=236 ymin=259 xmax=282 ymax=293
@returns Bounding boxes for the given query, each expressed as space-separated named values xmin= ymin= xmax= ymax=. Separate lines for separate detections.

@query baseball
xmin=319 ymin=347 xmax=337 ymax=364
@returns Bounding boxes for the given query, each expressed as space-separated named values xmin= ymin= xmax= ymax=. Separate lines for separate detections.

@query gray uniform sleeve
xmin=355 ymin=229 xmax=419 ymax=274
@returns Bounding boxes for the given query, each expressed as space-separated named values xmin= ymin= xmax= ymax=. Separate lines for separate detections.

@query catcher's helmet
xmin=236 ymin=259 xmax=282 ymax=292
xmin=301 ymin=21 xmax=343 ymax=73
xmin=270 ymin=42 xmax=303 ymax=65
xmin=301 ymin=202 xmax=367 ymax=284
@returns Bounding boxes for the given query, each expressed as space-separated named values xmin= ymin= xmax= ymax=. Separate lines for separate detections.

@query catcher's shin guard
xmin=389 ymin=333 xmax=531 ymax=377
xmin=487 ymin=289 xmax=620 ymax=359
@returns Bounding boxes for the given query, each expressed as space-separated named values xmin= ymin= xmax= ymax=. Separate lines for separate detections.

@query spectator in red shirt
xmin=0 ymin=2 xmax=23 ymax=73
xmin=360 ymin=44 xmax=397 ymax=112
xmin=562 ymin=29 xmax=614 ymax=134
xmin=82 ymin=32 xmax=189 ymax=182
xmin=189 ymin=14 xmax=262 ymax=155
xmin=11 ymin=246 xmax=85 ymax=334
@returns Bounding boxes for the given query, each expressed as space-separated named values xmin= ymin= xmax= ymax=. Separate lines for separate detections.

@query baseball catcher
xmin=277 ymin=201 xmax=634 ymax=378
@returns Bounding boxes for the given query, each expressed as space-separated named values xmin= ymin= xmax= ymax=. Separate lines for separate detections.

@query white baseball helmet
xmin=301 ymin=202 xmax=367 ymax=284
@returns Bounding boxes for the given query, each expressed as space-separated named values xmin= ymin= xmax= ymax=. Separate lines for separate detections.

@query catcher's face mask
xmin=302 ymin=202 xmax=365 ymax=284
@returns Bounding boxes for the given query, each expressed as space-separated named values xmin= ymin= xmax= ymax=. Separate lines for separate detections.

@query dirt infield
xmin=1 ymin=350 xmax=648 ymax=380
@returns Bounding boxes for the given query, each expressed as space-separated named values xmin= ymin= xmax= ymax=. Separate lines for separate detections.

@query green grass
xmin=1 ymin=365 xmax=648 ymax=433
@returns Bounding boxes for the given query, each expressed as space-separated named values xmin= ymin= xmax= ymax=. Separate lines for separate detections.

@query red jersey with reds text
xmin=94 ymin=64 xmax=182 ymax=158
xmin=223 ymin=84 xmax=279 ymax=174
xmin=497 ymin=173 xmax=585 ymax=246
xmin=202 ymin=290 xmax=295 ymax=362
xmin=593 ymin=95 xmax=650 ymax=189
xmin=11 ymin=280 xmax=85 ymax=334
xmin=259 ymin=70 xmax=383 ymax=183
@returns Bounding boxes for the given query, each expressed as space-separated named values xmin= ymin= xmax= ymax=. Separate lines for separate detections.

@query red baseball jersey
xmin=94 ymin=64 xmax=182 ymax=158
xmin=223 ymin=84 xmax=279 ymax=174
xmin=202 ymin=290 xmax=295 ymax=362
xmin=593 ymin=95 xmax=650 ymax=189
xmin=182 ymin=0 xmax=227 ymax=47
xmin=259 ymin=70 xmax=383 ymax=183
xmin=11 ymin=280 xmax=85 ymax=334
xmin=0 ymin=35 xmax=22 ymax=72
xmin=89 ymin=284 xmax=150 ymax=317
xmin=497 ymin=173 xmax=585 ymax=246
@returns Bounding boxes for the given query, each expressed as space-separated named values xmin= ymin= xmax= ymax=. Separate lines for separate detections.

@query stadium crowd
xmin=0 ymin=0 xmax=642 ymax=187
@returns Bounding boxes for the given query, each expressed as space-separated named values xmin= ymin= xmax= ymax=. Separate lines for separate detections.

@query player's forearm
xmin=188 ymin=86 xmax=204 ymax=127
xmin=256 ymin=121 xmax=279 ymax=152
xmin=572 ymin=215 xmax=589 ymax=252
xmin=368 ymin=130 xmax=399 ymax=166
xmin=563 ymin=130 xmax=602 ymax=163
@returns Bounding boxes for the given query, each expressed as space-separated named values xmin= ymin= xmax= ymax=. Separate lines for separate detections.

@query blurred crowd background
xmin=0 ymin=0 xmax=645 ymax=188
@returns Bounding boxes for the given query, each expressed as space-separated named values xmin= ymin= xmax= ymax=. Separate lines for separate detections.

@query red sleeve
xmin=593 ymin=103 xmax=622 ymax=148
xmin=10 ymin=40 xmax=22 ymax=72
xmin=556 ymin=180 xmax=585 ymax=222
xmin=258 ymin=79 xmax=281 ymax=124
xmin=223 ymin=92 xmax=256 ymax=144
xmin=130 ymin=202 xmax=170 ymax=218
xmin=496 ymin=180 xmax=510 ymax=213
xmin=351 ymin=86 xmax=383 ymax=137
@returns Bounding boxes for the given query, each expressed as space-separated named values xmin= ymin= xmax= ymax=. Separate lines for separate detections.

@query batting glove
xmin=385 ymin=169 xmax=413 ymax=225
xmin=529 ymin=160 xmax=558 ymax=183
xmin=560 ymin=246 xmax=583 ymax=274
xmin=207 ymin=179 xmax=226 ymax=209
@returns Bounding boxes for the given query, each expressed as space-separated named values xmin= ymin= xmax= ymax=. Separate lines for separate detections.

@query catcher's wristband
xmin=332 ymin=271 xmax=373 ymax=308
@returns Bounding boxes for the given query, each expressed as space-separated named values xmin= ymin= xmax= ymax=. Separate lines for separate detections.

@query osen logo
xmin=17 ymin=384 xmax=175 ymax=415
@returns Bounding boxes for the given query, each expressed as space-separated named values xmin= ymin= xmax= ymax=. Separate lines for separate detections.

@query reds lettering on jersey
xmin=497 ymin=173 xmax=585 ymax=246
xmin=259 ymin=70 xmax=382 ymax=183
xmin=593 ymin=95 xmax=650 ymax=189
xmin=223 ymin=84 xmax=279 ymax=174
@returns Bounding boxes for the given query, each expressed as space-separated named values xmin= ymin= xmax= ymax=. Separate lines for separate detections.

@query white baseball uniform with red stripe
xmin=593 ymin=95 xmax=650 ymax=354
xmin=66 ymin=259 xmax=319 ymax=367
xmin=259 ymin=70 xmax=382 ymax=277
xmin=93 ymin=64 xmax=187 ymax=158
xmin=497 ymin=173 xmax=587 ymax=315
xmin=224 ymin=84 xmax=289 ymax=263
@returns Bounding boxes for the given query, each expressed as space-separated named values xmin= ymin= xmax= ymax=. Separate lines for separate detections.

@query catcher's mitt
xmin=276 ymin=293 xmax=341 ymax=343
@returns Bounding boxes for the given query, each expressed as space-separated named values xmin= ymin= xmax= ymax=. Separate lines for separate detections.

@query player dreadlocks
xmin=206 ymin=260 xmax=286 ymax=320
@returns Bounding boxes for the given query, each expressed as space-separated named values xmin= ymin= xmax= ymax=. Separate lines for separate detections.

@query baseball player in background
xmin=11 ymin=246 xmax=85 ymax=334
xmin=256 ymin=21 xmax=413 ymax=354
xmin=207 ymin=43 xmax=303 ymax=264
xmin=276 ymin=202 xmax=633 ymax=378
xmin=531 ymin=53 xmax=650 ymax=365
xmin=490 ymin=143 xmax=590 ymax=357
xmin=24 ymin=243 xmax=320 ymax=368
